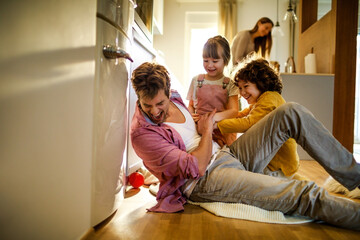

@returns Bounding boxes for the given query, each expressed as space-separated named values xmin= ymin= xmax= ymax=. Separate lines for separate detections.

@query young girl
xmin=217 ymin=58 xmax=300 ymax=177
xmin=186 ymin=35 xmax=239 ymax=147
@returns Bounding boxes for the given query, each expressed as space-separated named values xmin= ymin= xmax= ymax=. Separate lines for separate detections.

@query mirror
xmin=317 ymin=0 xmax=332 ymax=20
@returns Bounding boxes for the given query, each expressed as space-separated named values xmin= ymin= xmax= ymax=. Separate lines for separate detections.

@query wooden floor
xmin=82 ymin=160 xmax=360 ymax=240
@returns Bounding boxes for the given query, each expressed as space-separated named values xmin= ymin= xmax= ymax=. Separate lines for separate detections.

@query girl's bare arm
xmin=213 ymin=95 xmax=239 ymax=122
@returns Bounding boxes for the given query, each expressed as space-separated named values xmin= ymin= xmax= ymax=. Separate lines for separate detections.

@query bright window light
xmin=188 ymin=27 xmax=218 ymax=84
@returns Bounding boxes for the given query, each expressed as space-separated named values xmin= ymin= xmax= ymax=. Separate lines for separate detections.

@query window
xmin=184 ymin=12 xmax=218 ymax=89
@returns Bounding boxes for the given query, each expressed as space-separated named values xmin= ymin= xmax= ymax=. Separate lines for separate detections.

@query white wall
xmin=154 ymin=0 xmax=298 ymax=89
xmin=0 ymin=1 xmax=96 ymax=239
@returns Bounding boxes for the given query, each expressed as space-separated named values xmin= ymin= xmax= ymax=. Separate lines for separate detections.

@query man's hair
xmin=203 ymin=35 xmax=231 ymax=66
xmin=234 ymin=58 xmax=282 ymax=94
xmin=131 ymin=62 xmax=171 ymax=99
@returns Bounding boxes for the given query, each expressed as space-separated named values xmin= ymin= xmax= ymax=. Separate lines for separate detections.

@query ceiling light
xmin=283 ymin=0 xmax=298 ymax=23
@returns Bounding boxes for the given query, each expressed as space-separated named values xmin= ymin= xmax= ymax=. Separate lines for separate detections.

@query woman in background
xmin=231 ymin=17 xmax=273 ymax=66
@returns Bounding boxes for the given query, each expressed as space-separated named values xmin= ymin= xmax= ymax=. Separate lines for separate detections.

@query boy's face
xmin=138 ymin=89 xmax=170 ymax=124
xmin=238 ymin=80 xmax=261 ymax=105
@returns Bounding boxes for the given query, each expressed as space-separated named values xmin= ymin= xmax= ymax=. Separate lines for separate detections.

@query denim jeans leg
xmin=229 ymin=102 xmax=360 ymax=190
xmin=190 ymin=150 xmax=360 ymax=230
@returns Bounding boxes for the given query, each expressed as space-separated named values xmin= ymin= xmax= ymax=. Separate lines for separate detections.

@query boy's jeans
xmin=189 ymin=103 xmax=360 ymax=230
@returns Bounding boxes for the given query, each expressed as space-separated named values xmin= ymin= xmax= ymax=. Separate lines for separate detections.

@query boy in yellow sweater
xmin=217 ymin=58 xmax=299 ymax=177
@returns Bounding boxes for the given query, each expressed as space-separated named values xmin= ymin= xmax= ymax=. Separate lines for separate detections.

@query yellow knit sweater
xmin=218 ymin=91 xmax=299 ymax=176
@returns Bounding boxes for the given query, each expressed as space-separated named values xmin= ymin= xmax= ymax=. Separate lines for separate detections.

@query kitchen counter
xmin=281 ymin=73 xmax=334 ymax=76
xmin=280 ymin=73 xmax=334 ymax=160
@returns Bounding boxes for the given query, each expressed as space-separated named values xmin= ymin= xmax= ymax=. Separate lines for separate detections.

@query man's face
xmin=139 ymin=89 xmax=170 ymax=124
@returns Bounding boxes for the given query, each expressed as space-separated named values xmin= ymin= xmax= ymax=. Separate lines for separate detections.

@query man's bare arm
xmin=190 ymin=109 xmax=216 ymax=176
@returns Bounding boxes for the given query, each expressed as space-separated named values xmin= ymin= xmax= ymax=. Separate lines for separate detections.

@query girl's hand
xmin=191 ymin=113 xmax=200 ymax=123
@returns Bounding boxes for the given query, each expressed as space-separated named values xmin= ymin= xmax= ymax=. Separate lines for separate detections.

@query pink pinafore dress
xmin=195 ymin=74 xmax=236 ymax=146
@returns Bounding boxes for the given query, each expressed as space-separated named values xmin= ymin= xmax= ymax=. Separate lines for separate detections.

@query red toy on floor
xmin=128 ymin=172 xmax=145 ymax=188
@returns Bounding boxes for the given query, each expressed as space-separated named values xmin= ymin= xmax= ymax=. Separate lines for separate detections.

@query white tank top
xmin=165 ymin=101 xmax=221 ymax=197
xmin=165 ymin=102 xmax=220 ymax=154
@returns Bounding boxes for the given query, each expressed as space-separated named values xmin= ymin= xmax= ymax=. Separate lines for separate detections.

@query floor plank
xmin=82 ymin=160 xmax=360 ymax=240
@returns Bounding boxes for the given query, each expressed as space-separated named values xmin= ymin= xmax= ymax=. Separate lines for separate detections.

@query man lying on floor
xmin=129 ymin=62 xmax=360 ymax=231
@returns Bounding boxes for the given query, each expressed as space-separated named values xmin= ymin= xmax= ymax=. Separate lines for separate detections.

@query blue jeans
xmin=189 ymin=103 xmax=360 ymax=230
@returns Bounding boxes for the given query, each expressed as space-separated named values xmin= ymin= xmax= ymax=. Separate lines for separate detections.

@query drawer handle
xmin=102 ymin=45 xmax=133 ymax=62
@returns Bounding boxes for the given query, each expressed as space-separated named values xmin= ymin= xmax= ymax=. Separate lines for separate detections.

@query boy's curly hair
xmin=234 ymin=58 xmax=282 ymax=94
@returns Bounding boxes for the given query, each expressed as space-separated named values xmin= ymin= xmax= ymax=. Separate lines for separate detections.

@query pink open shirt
xmin=130 ymin=90 xmax=200 ymax=212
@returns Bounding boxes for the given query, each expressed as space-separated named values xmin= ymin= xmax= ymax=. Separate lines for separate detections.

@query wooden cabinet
xmin=298 ymin=0 xmax=358 ymax=152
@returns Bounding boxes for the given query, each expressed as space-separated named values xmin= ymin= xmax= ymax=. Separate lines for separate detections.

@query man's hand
xmin=191 ymin=109 xmax=216 ymax=176
xmin=197 ymin=109 xmax=216 ymax=136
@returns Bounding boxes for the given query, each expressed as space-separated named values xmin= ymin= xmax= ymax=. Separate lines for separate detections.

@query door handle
xmin=102 ymin=45 xmax=133 ymax=62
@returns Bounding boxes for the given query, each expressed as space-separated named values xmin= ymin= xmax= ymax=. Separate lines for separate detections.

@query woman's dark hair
xmin=131 ymin=62 xmax=171 ymax=99
xmin=249 ymin=17 xmax=274 ymax=58
xmin=234 ymin=58 xmax=282 ymax=94
xmin=203 ymin=35 xmax=231 ymax=66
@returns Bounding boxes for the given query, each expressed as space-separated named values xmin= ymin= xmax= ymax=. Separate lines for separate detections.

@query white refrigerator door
xmin=92 ymin=0 xmax=134 ymax=226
